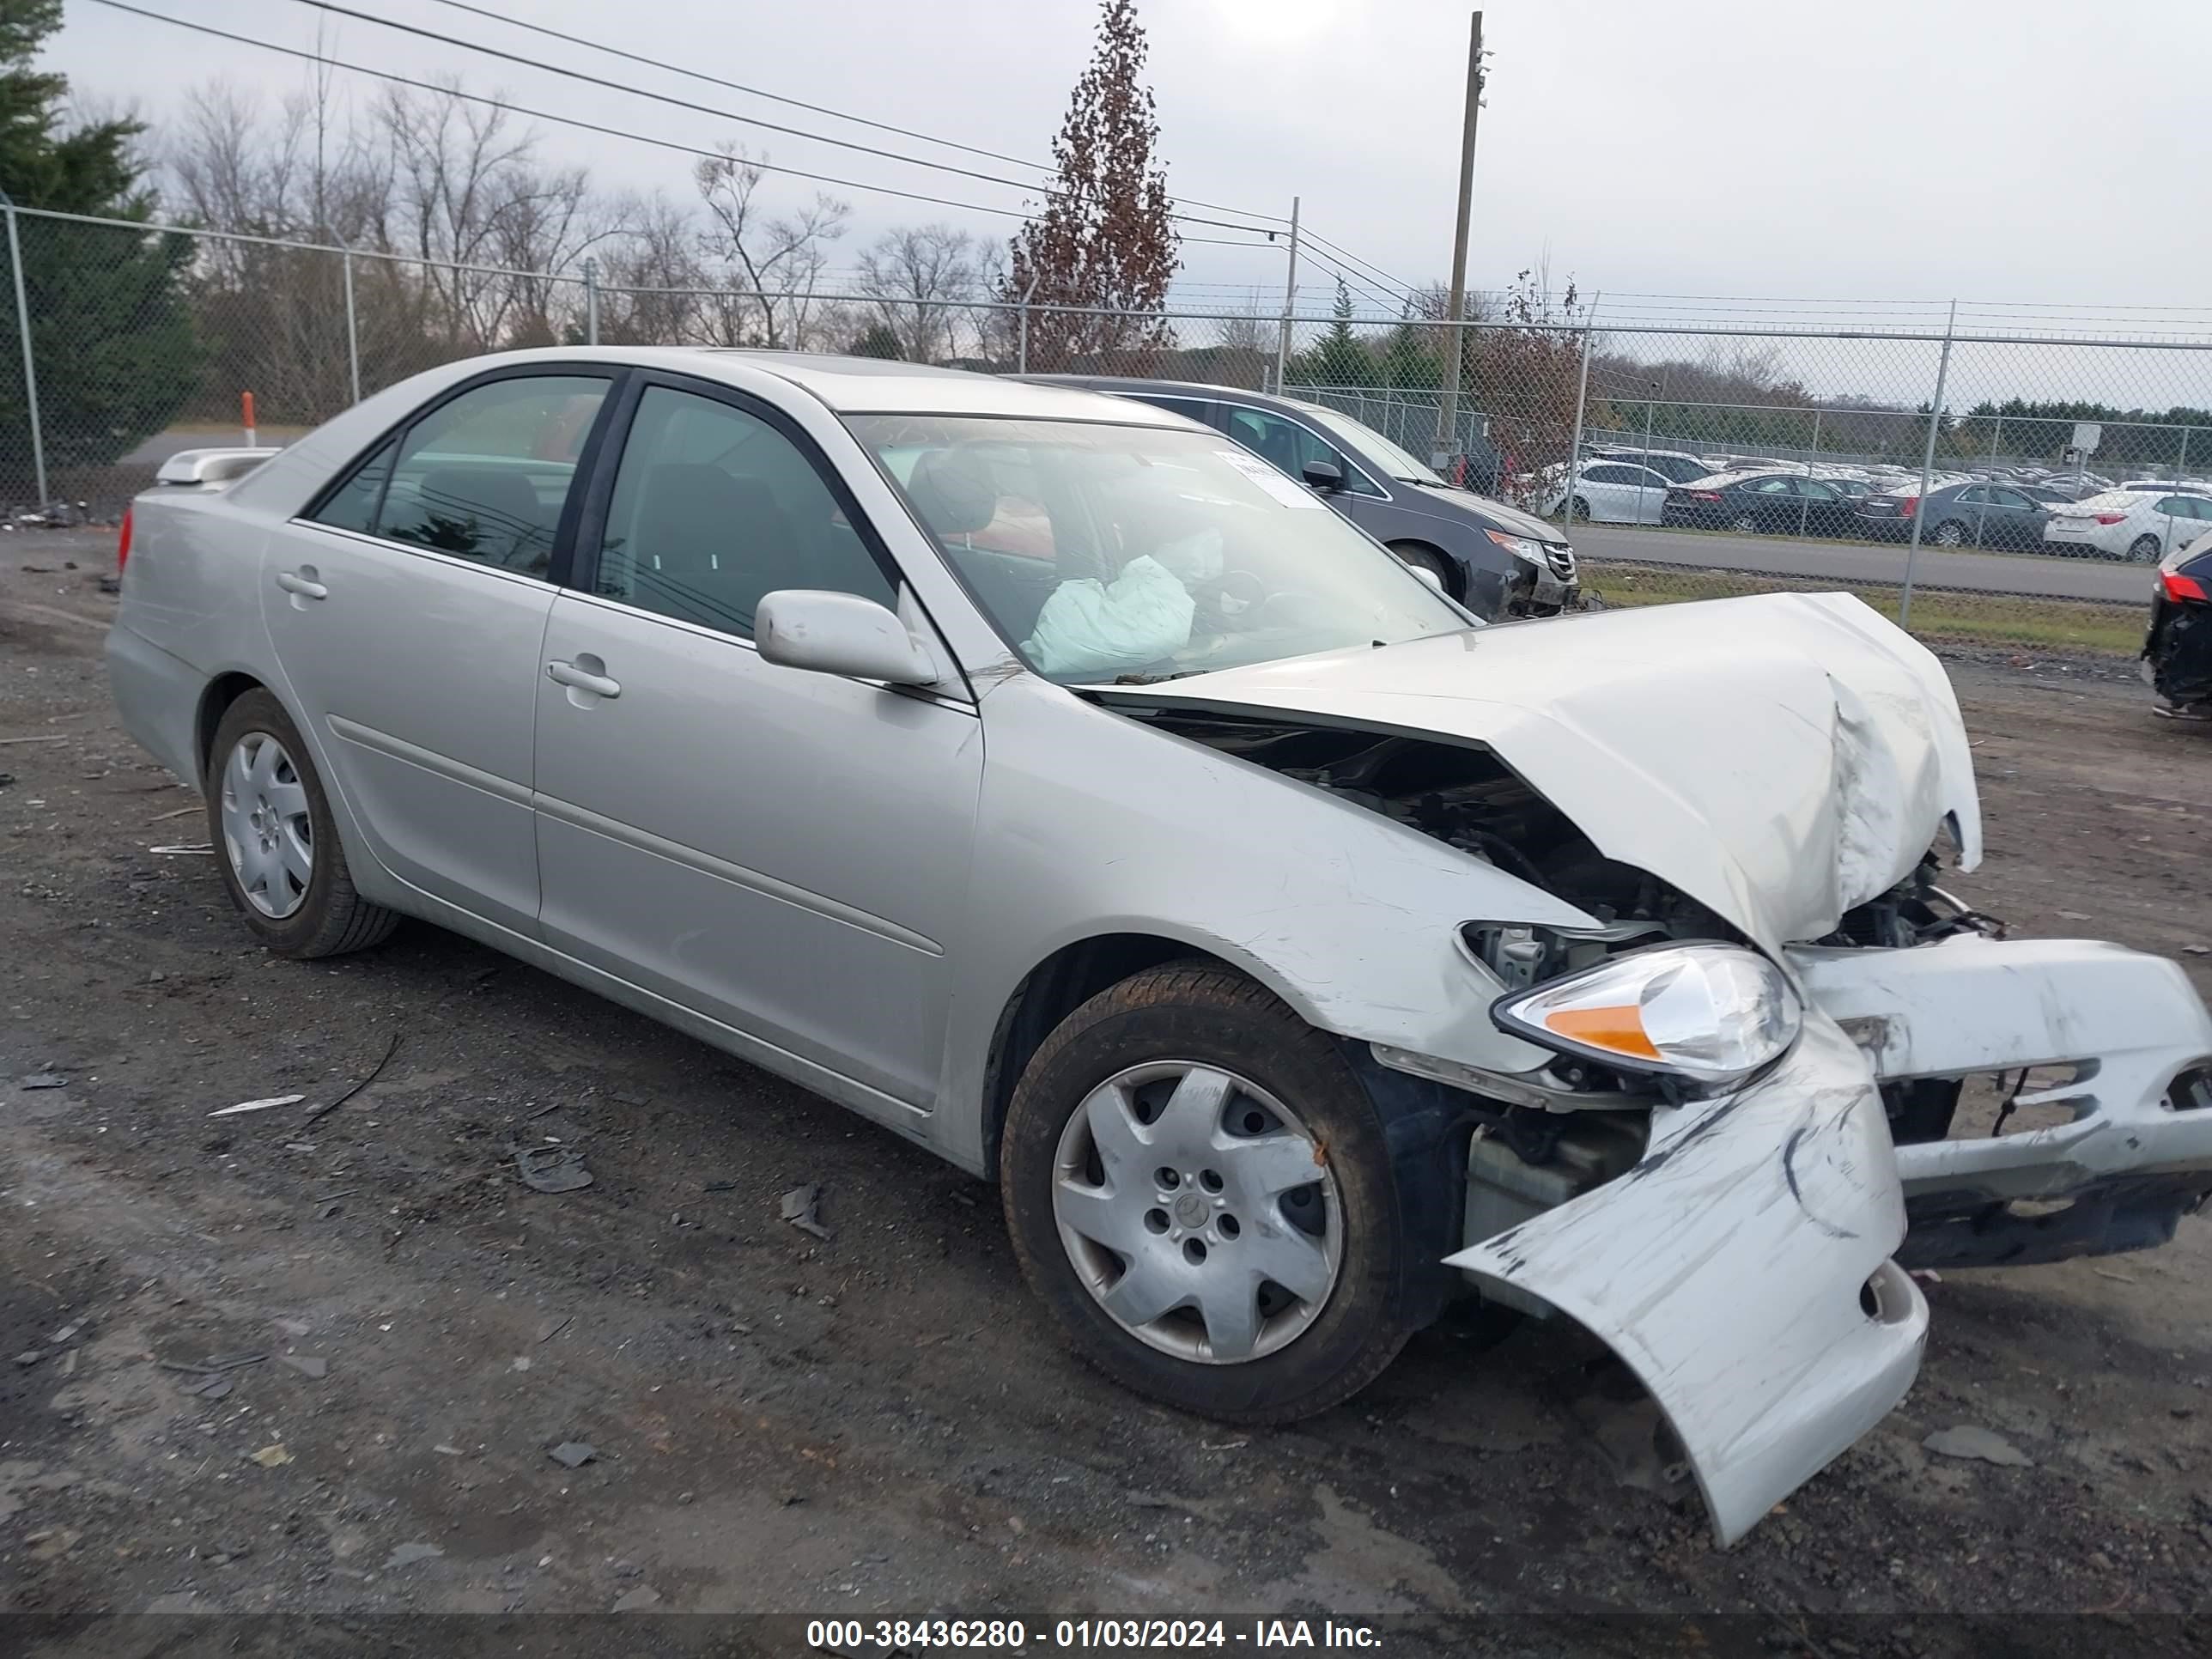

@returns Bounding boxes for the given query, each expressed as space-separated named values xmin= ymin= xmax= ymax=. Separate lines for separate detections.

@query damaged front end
xmin=1103 ymin=617 xmax=2212 ymax=1545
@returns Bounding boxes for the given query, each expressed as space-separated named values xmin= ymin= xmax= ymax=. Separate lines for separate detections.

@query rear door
xmin=1742 ymin=473 xmax=1797 ymax=531
xmin=266 ymin=368 xmax=617 ymax=933
xmin=1987 ymin=485 xmax=2042 ymax=549
xmin=531 ymin=374 xmax=983 ymax=1113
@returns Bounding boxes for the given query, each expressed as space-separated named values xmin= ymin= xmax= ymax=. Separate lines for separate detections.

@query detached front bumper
xmin=1445 ymin=1012 xmax=1926 ymax=1547
xmin=1794 ymin=934 xmax=2212 ymax=1264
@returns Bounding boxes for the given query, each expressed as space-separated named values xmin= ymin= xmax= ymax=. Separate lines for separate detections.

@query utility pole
xmin=1431 ymin=10 xmax=1483 ymax=469
xmin=1273 ymin=196 xmax=1301 ymax=397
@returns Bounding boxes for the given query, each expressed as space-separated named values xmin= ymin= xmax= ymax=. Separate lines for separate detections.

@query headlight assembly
xmin=1483 ymin=529 xmax=1547 ymax=562
xmin=1492 ymin=943 xmax=1801 ymax=1087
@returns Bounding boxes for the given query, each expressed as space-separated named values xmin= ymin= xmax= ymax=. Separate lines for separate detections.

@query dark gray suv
xmin=1021 ymin=375 xmax=1579 ymax=618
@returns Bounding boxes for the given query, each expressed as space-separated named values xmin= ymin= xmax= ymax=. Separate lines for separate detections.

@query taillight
xmin=117 ymin=506 xmax=132 ymax=573
xmin=2164 ymin=571 xmax=2209 ymax=602
xmin=1691 ymin=489 xmax=1722 ymax=503
xmin=2094 ymin=513 xmax=2127 ymax=525
xmin=1898 ymin=497 xmax=1919 ymax=518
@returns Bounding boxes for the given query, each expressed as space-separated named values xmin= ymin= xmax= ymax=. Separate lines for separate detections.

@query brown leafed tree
xmin=1004 ymin=0 xmax=1179 ymax=370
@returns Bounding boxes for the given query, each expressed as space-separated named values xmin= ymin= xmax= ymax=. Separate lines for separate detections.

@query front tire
xmin=207 ymin=690 xmax=400 ymax=958
xmin=1387 ymin=541 xmax=1454 ymax=595
xmin=1000 ymin=962 xmax=1419 ymax=1424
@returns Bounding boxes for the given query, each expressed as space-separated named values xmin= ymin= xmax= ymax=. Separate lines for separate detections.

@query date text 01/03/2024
xmin=806 ymin=1618 xmax=1384 ymax=1650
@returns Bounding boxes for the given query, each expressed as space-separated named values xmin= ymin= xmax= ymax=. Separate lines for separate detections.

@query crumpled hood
xmin=1117 ymin=592 xmax=1983 ymax=951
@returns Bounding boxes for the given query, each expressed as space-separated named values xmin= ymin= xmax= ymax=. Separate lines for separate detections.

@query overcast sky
xmin=42 ymin=0 xmax=2212 ymax=373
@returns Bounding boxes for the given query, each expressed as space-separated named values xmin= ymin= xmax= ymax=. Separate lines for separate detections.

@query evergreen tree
xmin=1292 ymin=277 xmax=1373 ymax=387
xmin=0 ymin=0 xmax=197 ymax=483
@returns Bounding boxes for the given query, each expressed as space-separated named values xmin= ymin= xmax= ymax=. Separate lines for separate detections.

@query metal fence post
xmin=1 ymin=193 xmax=47 ymax=507
xmin=1016 ymin=276 xmax=1038 ymax=374
xmin=342 ymin=244 xmax=362 ymax=405
xmin=1797 ymin=400 xmax=1822 ymax=537
xmin=1972 ymin=412 xmax=2000 ymax=547
xmin=1561 ymin=299 xmax=1597 ymax=531
xmin=2169 ymin=426 xmax=2192 ymax=556
xmin=1899 ymin=299 xmax=1958 ymax=631
xmin=1273 ymin=195 xmax=1301 ymax=398
xmin=583 ymin=258 xmax=599 ymax=346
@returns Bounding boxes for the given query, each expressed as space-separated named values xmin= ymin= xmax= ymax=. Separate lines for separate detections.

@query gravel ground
xmin=4 ymin=535 xmax=2212 ymax=1650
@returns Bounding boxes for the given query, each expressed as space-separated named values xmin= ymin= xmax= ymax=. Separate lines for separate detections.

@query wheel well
xmin=981 ymin=933 xmax=1231 ymax=1176
xmin=196 ymin=672 xmax=265 ymax=775
xmin=1386 ymin=539 xmax=1462 ymax=600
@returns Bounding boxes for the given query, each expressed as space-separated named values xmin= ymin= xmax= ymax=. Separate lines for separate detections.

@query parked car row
xmin=1528 ymin=447 xmax=2212 ymax=562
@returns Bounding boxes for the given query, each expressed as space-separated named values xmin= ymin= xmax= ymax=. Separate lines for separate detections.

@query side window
xmin=2158 ymin=497 xmax=2188 ymax=518
xmin=1583 ymin=464 xmax=1632 ymax=484
xmin=1994 ymin=488 xmax=2033 ymax=509
xmin=316 ymin=374 xmax=610 ymax=575
xmin=312 ymin=437 xmax=396 ymax=534
xmin=1139 ymin=395 xmax=1217 ymax=431
xmin=1954 ymin=485 xmax=1987 ymax=505
xmin=1224 ymin=407 xmax=1339 ymax=483
xmin=1798 ymin=480 xmax=1838 ymax=501
xmin=594 ymin=384 xmax=896 ymax=638
xmin=1751 ymin=476 xmax=1794 ymax=495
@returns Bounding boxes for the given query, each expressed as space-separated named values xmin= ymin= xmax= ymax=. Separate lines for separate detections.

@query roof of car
xmin=1019 ymin=372 xmax=1291 ymax=406
xmin=711 ymin=352 xmax=1192 ymax=422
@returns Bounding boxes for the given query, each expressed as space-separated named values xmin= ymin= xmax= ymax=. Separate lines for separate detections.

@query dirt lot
xmin=4 ymin=536 xmax=2212 ymax=1648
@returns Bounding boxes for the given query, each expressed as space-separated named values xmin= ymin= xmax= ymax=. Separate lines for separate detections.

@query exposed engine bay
xmin=1120 ymin=703 xmax=2002 ymax=1176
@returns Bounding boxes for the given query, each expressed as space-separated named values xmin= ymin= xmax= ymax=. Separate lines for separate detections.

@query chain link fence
xmin=14 ymin=204 xmax=2210 ymax=659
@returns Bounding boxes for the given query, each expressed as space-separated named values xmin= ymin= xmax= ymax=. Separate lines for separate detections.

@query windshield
xmin=848 ymin=415 xmax=1469 ymax=685
xmin=1286 ymin=401 xmax=1449 ymax=486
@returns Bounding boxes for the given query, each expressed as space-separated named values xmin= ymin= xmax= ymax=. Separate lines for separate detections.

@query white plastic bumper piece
xmin=1790 ymin=935 xmax=2212 ymax=1201
xmin=1446 ymin=1013 xmax=1926 ymax=1547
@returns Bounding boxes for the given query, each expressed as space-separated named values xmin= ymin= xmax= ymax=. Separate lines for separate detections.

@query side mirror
xmin=1302 ymin=459 xmax=1346 ymax=493
xmin=755 ymin=589 xmax=938 ymax=686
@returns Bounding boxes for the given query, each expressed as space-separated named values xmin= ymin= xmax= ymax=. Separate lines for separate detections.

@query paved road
xmin=1568 ymin=521 xmax=2159 ymax=604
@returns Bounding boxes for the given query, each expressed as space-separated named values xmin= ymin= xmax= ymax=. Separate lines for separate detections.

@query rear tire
xmin=1729 ymin=511 xmax=1758 ymax=533
xmin=2127 ymin=534 xmax=2163 ymax=563
xmin=1000 ymin=962 xmax=1419 ymax=1425
xmin=207 ymin=690 xmax=400 ymax=958
xmin=1934 ymin=520 xmax=1966 ymax=549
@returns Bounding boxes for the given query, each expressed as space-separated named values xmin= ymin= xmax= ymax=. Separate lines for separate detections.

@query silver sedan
xmin=106 ymin=349 xmax=2212 ymax=1545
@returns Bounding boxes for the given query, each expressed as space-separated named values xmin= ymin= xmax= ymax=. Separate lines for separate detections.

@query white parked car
xmin=1543 ymin=459 xmax=1676 ymax=524
xmin=2044 ymin=489 xmax=2212 ymax=562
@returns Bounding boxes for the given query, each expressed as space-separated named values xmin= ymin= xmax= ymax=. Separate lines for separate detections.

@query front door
xmin=264 ymin=369 xmax=617 ymax=933
xmin=531 ymin=376 xmax=983 ymax=1112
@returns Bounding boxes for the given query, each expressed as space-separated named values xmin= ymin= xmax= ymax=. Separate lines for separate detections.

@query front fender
xmin=1446 ymin=1012 xmax=1926 ymax=1546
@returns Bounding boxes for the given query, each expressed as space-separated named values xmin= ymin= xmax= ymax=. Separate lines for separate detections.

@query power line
xmin=1295 ymin=225 xmax=1419 ymax=301
xmin=90 ymin=0 xmax=1285 ymax=246
xmin=416 ymin=0 xmax=1291 ymax=229
xmin=269 ymin=0 xmax=1282 ymax=238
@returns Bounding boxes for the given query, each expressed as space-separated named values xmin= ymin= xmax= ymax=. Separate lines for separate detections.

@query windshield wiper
xmin=1111 ymin=668 xmax=1212 ymax=685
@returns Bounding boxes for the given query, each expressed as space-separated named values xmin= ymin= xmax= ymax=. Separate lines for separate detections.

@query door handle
xmin=546 ymin=659 xmax=621 ymax=700
xmin=276 ymin=569 xmax=327 ymax=600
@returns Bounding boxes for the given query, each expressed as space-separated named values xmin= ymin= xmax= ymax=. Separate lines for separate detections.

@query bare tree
xmin=692 ymin=144 xmax=848 ymax=349
xmin=597 ymin=191 xmax=709 ymax=345
xmin=856 ymin=224 xmax=981 ymax=362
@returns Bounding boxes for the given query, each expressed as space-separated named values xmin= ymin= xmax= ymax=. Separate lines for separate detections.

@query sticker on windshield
xmin=1215 ymin=448 xmax=1328 ymax=509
